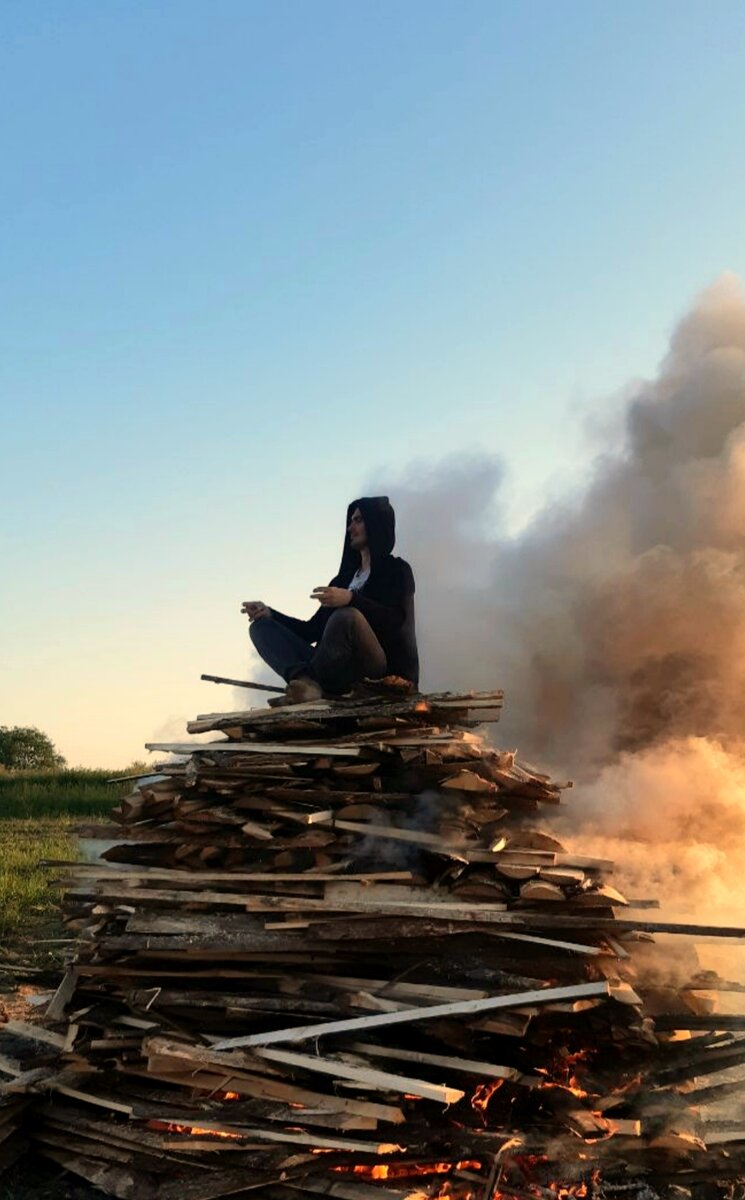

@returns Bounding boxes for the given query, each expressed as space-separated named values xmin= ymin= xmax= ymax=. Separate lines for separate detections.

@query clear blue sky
xmin=3 ymin=0 xmax=745 ymax=765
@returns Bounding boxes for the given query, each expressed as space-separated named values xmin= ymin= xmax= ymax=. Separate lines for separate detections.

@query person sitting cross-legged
xmin=242 ymin=495 xmax=419 ymax=705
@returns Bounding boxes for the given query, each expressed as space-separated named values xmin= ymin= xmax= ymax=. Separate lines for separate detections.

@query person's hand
xmin=311 ymin=586 xmax=352 ymax=608
xmin=241 ymin=600 xmax=270 ymax=622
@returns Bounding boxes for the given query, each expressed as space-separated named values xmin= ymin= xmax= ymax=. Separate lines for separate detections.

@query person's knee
xmin=249 ymin=616 xmax=273 ymax=645
xmin=327 ymin=607 xmax=363 ymax=631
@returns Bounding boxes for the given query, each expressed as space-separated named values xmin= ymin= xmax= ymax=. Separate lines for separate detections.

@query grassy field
xmin=0 ymin=770 xmax=121 ymax=971
xmin=0 ymin=771 xmax=126 ymax=1195
xmin=0 ymin=768 xmax=121 ymax=819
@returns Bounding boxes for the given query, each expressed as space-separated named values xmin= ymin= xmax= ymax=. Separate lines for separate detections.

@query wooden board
xmin=213 ymin=981 xmax=611 ymax=1048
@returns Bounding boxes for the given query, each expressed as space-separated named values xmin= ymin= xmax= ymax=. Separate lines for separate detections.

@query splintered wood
xmin=3 ymin=683 xmax=745 ymax=1199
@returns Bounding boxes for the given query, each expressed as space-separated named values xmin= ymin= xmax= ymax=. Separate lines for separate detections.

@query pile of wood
xmin=0 ymin=1067 xmax=30 ymax=1176
xmin=3 ymin=682 xmax=745 ymax=1200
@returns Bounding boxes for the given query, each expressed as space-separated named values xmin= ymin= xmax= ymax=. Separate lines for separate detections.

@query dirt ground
xmin=0 ymin=978 xmax=107 ymax=1199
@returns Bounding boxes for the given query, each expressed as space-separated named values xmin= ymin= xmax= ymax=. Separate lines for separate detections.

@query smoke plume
xmin=383 ymin=275 xmax=745 ymax=952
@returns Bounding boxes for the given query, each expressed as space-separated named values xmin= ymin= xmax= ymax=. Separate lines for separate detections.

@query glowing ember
xmin=518 ymin=1184 xmax=595 ymax=1200
xmin=147 ymin=1119 xmax=242 ymax=1140
xmin=537 ymin=1077 xmax=589 ymax=1100
xmin=499 ymin=1154 xmax=603 ymax=1199
xmin=332 ymin=1161 xmax=482 ymax=1180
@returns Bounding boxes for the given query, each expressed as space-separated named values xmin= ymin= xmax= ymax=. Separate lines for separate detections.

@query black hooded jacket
xmin=270 ymin=496 xmax=419 ymax=685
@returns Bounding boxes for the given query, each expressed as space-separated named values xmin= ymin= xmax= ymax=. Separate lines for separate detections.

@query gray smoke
xmin=374 ymin=276 xmax=745 ymax=948
xmin=387 ymin=274 xmax=745 ymax=776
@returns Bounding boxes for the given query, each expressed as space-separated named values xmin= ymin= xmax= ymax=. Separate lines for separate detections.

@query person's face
xmin=348 ymin=507 xmax=368 ymax=550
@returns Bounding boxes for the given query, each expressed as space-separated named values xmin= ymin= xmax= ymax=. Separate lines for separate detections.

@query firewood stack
xmin=3 ymin=682 xmax=745 ymax=1200
xmin=0 ymin=1085 xmax=30 ymax=1176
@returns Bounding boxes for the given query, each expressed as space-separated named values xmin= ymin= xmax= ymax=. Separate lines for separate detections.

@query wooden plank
xmin=192 ymin=689 xmax=503 ymax=727
xmin=251 ymin=1047 xmax=464 ymax=1104
xmin=37 ymin=1148 xmax=155 ymax=1200
xmin=212 ymin=981 xmax=610 ymax=1048
xmin=315 ymin=819 xmax=473 ymax=857
xmin=343 ymin=1041 xmax=520 ymax=1080
xmin=243 ymin=895 xmax=510 ymax=920
xmin=50 ymin=1082 xmax=134 ymax=1116
xmin=158 ymin=1073 xmax=404 ymax=1126
xmin=0 ymin=1067 xmax=57 ymax=1093
xmin=494 ymin=931 xmax=601 ymax=955
xmin=145 ymin=741 xmax=365 ymax=758
xmin=472 ymin=849 xmax=614 ymax=871
xmin=158 ymin=1171 xmax=289 ymax=1200
xmin=306 ymin=974 xmax=489 ymax=1003
xmin=45 ymin=968 xmax=77 ymax=1021
xmin=128 ymin=989 xmax=338 ymax=1016
xmin=238 ymin=902 xmax=745 ymax=939
xmin=48 ymin=864 xmax=414 ymax=885
xmin=651 ymin=1041 xmax=745 ymax=1085
xmin=192 ymin=699 xmax=421 ymax=727
xmin=81 ymin=886 xmax=330 ymax=910
xmin=1 ymin=1020 xmax=71 ymax=1050
xmin=146 ymin=1118 xmax=407 ymax=1155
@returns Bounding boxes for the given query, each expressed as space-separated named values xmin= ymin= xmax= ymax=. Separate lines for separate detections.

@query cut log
xmin=519 ymin=880 xmax=565 ymax=902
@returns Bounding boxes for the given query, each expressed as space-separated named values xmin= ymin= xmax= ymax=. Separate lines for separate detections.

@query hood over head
xmin=339 ymin=496 xmax=396 ymax=576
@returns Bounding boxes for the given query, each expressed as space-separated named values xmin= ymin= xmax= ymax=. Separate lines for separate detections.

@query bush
xmin=0 ymin=726 xmax=66 ymax=770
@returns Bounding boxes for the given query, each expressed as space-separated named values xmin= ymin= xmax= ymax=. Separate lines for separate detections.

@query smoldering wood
xmin=3 ymin=685 xmax=744 ymax=1199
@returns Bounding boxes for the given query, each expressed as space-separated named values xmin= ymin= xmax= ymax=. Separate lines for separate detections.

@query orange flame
xmin=535 ymin=1048 xmax=591 ymax=1100
xmin=496 ymin=1183 xmax=593 ymax=1200
xmin=147 ymin=1119 xmax=241 ymax=1140
xmin=536 ymin=1076 xmax=589 ymax=1100
xmin=332 ymin=1161 xmax=481 ymax=1180
xmin=471 ymin=1079 xmax=504 ymax=1119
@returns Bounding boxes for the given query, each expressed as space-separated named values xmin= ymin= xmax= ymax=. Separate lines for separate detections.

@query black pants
xmin=249 ymin=608 xmax=387 ymax=694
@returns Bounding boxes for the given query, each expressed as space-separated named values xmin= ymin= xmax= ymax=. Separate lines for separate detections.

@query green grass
xmin=0 ymin=768 xmax=119 ymax=818
xmin=0 ymin=769 xmax=125 ymax=968
xmin=0 ymin=818 xmax=84 ymax=940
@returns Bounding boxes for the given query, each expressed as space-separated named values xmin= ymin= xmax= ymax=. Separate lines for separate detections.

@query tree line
xmin=0 ymin=726 xmax=67 ymax=771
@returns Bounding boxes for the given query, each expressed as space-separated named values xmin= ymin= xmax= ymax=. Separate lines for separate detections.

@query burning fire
xmin=501 ymin=1154 xmax=603 ymax=1198
xmin=536 ymin=1049 xmax=591 ymax=1099
xmin=536 ymin=1071 xmax=589 ymax=1100
xmin=147 ymin=1119 xmax=242 ymax=1140
xmin=332 ymin=1161 xmax=482 ymax=1180
xmin=471 ymin=1079 xmax=504 ymax=1119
